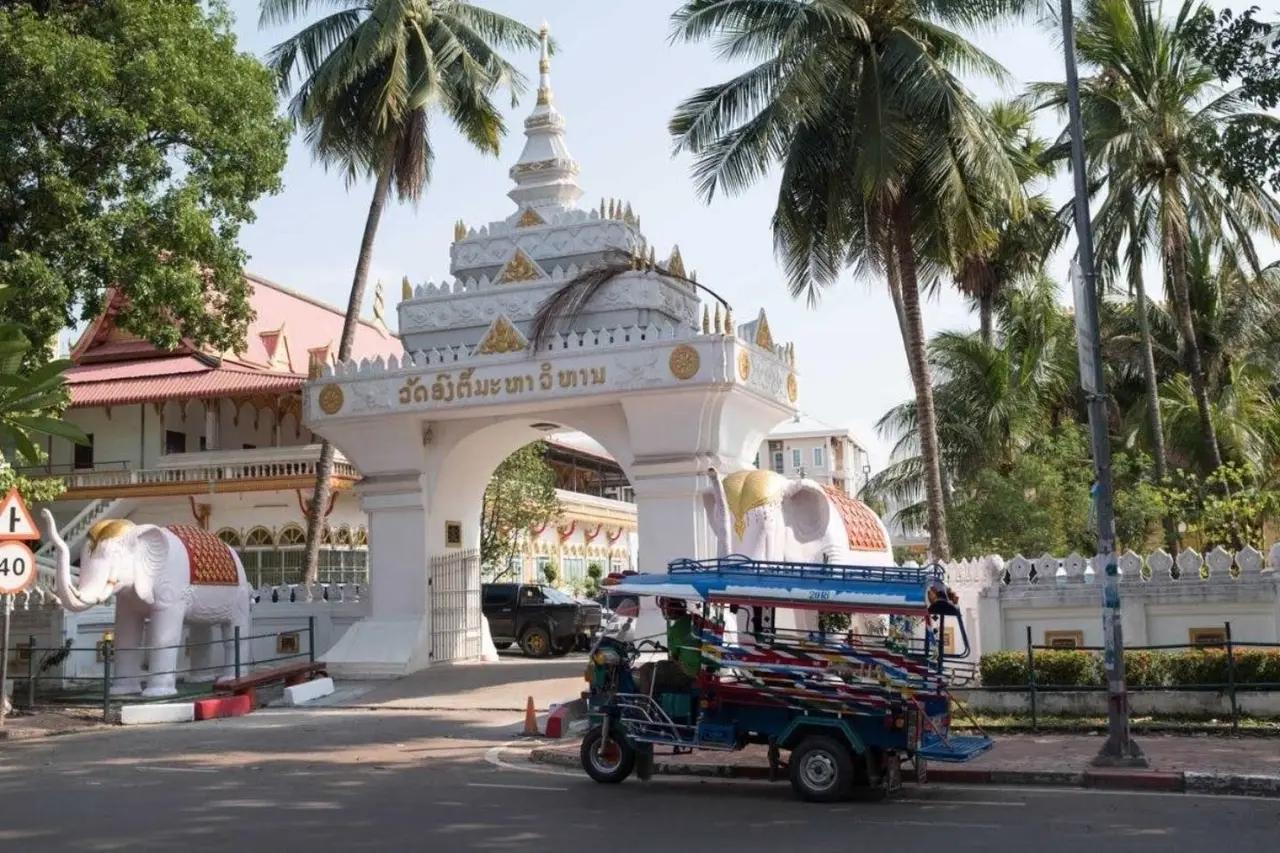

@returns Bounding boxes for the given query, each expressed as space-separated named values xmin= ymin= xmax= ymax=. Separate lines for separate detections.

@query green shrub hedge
xmin=977 ymin=648 xmax=1280 ymax=688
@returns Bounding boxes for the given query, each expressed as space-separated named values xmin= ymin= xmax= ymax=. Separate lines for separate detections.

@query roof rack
xmin=666 ymin=555 xmax=943 ymax=586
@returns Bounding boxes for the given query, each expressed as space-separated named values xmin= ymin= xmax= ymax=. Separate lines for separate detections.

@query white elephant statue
xmin=703 ymin=468 xmax=894 ymax=636
xmin=703 ymin=468 xmax=893 ymax=565
xmin=42 ymin=509 xmax=251 ymax=698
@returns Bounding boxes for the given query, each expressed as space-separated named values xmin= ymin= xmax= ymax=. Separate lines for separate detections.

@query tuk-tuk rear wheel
xmin=580 ymin=726 xmax=636 ymax=784
xmin=789 ymin=735 xmax=855 ymax=803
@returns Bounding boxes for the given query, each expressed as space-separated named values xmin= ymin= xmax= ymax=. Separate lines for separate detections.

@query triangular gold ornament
xmin=754 ymin=311 xmax=775 ymax=350
xmin=517 ymin=207 xmax=546 ymax=228
xmin=475 ymin=315 xmax=529 ymax=355
xmin=497 ymin=248 xmax=545 ymax=284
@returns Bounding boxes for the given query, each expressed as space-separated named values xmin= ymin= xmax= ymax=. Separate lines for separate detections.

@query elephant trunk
xmin=706 ymin=467 xmax=732 ymax=558
xmin=42 ymin=509 xmax=97 ymax=612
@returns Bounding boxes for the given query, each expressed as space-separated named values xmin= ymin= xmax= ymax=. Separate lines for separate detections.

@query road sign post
xmin=0 ymin=489 xmax=41 ymax=730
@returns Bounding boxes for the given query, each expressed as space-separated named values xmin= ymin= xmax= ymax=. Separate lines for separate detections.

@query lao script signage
xmin=397 ymin=362 xmax=608 ymax=406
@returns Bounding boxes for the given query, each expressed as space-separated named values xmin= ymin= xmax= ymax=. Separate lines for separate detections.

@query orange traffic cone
xmin=520 ymin=696 xmax=539 ymax=737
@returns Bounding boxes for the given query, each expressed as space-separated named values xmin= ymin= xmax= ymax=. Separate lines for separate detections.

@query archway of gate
xmin=309 ymin=381 xmax=792 ymax=677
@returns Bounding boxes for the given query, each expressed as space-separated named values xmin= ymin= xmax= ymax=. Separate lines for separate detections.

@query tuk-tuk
xmin=580 ymin=555 xmax=991 ymax=802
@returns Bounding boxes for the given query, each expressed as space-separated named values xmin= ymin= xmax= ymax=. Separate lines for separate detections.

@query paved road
xmin=1 ymin=707 xmax=1276 ymax=851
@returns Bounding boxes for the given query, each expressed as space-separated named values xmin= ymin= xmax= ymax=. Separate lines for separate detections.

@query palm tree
xmin=263 ymin=0 xmax=540 ymax=584
xmin=1035 ymin=0 xmax=1280 ymax=473
xmin=944 ymin=102 xmax=1062 ymax=346
xmin=667 ymin=0 xmax=1028 ymax=559
xmin=868 ymin=274 xmax=1076 ymax=530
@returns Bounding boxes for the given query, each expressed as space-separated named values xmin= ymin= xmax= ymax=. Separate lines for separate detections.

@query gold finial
xmin=702 ymin=306 xmax=710 ymax=334
xmin=713 ymin=304 xmax=723 ymax=334
xmin=667 ymin=245 xmax=686 ymax=278
xmin=724 ymin=307 xmax=733 ymax=335
xmin=401 ymin=275 xmax=412 ymax=301
xmin=454 ymin=219 xmax=466 ymax=241
xmin=624 ymin=202 xmax=634 ymax=224
xmin=372 ymin=280 xmax=385 ymax=324
xmin=536 ymin=22 xmax=553 ymax=105
xmin=600 ymin=198 xmax=606 ymax=217
xmin=607 ymin=199 xmax=615 ymax=219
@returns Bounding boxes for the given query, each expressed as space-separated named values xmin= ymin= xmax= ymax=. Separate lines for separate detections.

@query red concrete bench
xmin=214 ymin=661 xmax=328 ymax=701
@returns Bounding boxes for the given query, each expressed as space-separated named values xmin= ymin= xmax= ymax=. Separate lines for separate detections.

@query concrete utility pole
xmin=1059 ymin=0 xmax=1145 ymax=766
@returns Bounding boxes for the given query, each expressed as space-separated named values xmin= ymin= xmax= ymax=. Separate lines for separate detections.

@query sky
xmin=220 ymin=1 xmax=1159 ymax=469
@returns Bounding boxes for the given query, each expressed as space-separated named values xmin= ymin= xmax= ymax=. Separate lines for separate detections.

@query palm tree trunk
xmin=1129 ymin=253 xmax=1167 ymax=482
xmin=1165 ymin=232 xmax=1223 ymax=471
xmin=978 ymin=289 xmax=994 ymax=347
xmin=302 ymin=166 xmax=394 ymax=586
xmin=891 ymin=199 xmax=951 ymax=560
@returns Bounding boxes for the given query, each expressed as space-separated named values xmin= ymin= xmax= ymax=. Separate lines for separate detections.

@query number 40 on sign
xmin=0 ymin=488 xmax=40 ymax=595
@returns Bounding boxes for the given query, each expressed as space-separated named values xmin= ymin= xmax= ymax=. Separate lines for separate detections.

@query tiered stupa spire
xmin=507 ymin=22 xmax=583 ymax=215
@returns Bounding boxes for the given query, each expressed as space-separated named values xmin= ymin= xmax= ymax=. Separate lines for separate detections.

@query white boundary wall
xmin=946 ymin=543 xmax=1280 ymax=657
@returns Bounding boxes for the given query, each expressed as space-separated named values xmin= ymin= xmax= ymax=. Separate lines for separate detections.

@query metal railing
xmin=10 ymin=618 xmax=317 ymax=723
xmin=977 ymin=622 xmax=1280 ymax=732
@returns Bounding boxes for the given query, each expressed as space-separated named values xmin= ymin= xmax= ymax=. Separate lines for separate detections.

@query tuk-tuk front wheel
xmin=789 ymin=735 xmax=855 ymax=802
xmin=580 ymin=726 xmax=636 ymax=784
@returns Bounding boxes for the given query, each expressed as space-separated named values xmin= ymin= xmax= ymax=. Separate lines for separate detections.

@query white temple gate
xmin=304 ymin=27 xmax=799 ymax=676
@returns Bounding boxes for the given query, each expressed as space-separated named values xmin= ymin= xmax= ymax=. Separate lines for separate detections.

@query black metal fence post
xmin=1026 ymin=625 xmax=1038 ymax=731
xmin=26 ymin=636 xmax=36 ymax=708
xmin=308 ymin=616 xmax=315 ymax=663
xmin=1225 ymin=621 xmax=1238 ymax=734
xmin=234 ymin=626 xmax=242 ymax=679
xmin=101 ymin=639 xmax=113 ymax=723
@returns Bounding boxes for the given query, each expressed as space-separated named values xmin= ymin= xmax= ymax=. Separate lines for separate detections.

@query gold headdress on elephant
xmin=86 ymin=519 xmax=135 ymax=555
xmin=720 ymin=470 xmax=787 ymax=539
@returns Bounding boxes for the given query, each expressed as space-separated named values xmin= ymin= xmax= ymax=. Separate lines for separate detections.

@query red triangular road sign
xmin=0 ymin=488 xmax=39 ymax=540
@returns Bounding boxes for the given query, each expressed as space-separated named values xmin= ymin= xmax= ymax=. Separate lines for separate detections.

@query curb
xmin=527 ymin=747 xmax=1280 ymax=798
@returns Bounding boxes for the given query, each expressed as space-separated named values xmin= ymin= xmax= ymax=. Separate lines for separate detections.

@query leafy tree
xmin=1187 ymin=5 xmax=1280 ymax=192
xmin=264 ymin=0 xmax=540 ymax=583
xmin=0 ymin=285 xmax=86 ymax=502
xmin=0 ymin=0 xmax=288 ymax=353
xmin=480 ymin=442 xmax=560 ymax=577
xmin=668 ymin=0 xmax=1030 ymax=559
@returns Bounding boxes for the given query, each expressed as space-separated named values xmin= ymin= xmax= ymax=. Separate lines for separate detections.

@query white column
xmin=204 ymin=399 xmax=220 ymax=451
xmin=630 ymin=461 xmax=732 ymax=571
xmin=321 ymin=473 xmax=433 ymax=677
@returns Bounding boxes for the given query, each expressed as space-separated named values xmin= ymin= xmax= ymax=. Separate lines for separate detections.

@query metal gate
xmin=429 ymin=548 xmax=482 ymax=662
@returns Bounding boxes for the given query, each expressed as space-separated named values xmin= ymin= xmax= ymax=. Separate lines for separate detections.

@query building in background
xmin=35 ymin=275 xmax=403 ymax=586
xmin=754 ymin=413 xmax=872 ymax=496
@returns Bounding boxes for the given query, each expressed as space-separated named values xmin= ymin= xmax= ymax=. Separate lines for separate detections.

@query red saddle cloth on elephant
xmin=167 ymin=525 xmax=240 ymax=586
xmin=822 ymin=486 xmax=888 ymax=552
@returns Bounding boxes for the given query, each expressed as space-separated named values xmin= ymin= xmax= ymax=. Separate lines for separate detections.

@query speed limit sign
xmin=0 ymin=541 xmax=35 ymax=595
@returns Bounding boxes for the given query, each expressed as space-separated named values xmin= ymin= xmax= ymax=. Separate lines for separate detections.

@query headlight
xmin=592 ymin=648 xmax=621 ymax=665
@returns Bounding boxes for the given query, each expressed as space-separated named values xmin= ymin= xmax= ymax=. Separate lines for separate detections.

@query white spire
xmin=507 ymin=21 xmax=582 ymax=214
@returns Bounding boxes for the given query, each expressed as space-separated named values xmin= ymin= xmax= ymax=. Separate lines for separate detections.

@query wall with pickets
xmin=944 ymin=543 xmax=1280 ymax=657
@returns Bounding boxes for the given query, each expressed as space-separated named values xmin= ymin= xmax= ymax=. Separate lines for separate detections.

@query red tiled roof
xmin=68 ymin=363 xmax=304 ymax=407
xmin=64 ymin=270 xmax=403 ymax=408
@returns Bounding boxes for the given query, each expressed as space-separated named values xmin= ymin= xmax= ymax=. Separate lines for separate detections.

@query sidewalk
xmin=529 ymin=732 xmax=1280 ymax=797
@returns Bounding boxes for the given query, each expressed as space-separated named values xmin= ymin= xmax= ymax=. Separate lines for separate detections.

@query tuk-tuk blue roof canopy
xmin=608 ymin=555 xmax=946 ymax=616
